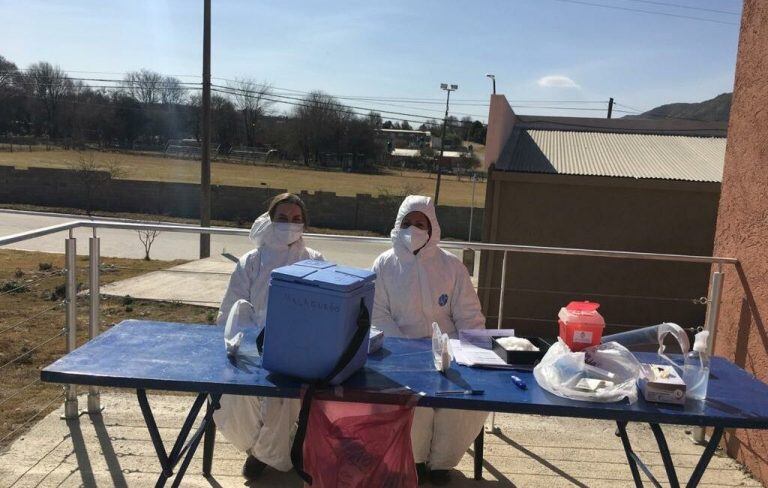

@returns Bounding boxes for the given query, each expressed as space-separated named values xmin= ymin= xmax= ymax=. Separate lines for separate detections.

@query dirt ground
xmin=0 ymin=150 xmax=486 ymax=207
xmin=0 ymin=249 xmax=214 ymax=450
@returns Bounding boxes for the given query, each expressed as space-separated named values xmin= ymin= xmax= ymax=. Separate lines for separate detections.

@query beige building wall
xmin=482 ymin=95 xmax=517 ymax=169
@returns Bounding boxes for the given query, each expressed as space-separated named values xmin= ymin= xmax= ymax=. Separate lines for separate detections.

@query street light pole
xmin=434 ymin=83 xmax=457 ymax=206
xmin=486 ymin=73 xmax=496 ymax=95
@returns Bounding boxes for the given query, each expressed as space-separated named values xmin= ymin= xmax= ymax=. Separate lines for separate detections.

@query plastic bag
xmin=432 ymin=322 xmax=452 ymax=373
xmin=303 ymin=400 xmax=418 ymax=487
xmin=223 ymin=299 xmax=257 ymax=357
xmin=533 ymin=339 xmax=642 ymax=404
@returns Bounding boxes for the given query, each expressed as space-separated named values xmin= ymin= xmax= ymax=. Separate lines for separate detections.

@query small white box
xmin=638 ymin=363 xmax=686 ymax=405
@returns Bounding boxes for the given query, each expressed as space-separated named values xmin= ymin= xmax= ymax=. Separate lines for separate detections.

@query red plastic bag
xmin=303 ymin=400 xmax=418 ymax=487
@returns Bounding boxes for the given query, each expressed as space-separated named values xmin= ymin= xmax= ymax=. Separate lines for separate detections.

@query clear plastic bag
xmin=303 ymin=400 xmax=418 ymax=487
xmin=533 ymin=339 xmax=642 ymax=404
xmin=223 ymin=299 xmax=257 ymax=357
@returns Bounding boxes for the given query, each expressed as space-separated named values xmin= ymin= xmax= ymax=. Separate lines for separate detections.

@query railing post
xmin=692 ymin=265 xmax=724 ymax=444
xmin=497 ymin=250 xmax=508 ymax=329
xmin=88 ymin=232 xmax=103 ymax=413
xmin=489 ymin=250 xmax=508 ymax=434
xmin=64 ymin=235 xmax=78 ymax=419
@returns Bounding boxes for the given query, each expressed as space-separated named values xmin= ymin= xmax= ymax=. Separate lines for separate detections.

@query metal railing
xmin=0 ymin=219 xmax=736 ymax=443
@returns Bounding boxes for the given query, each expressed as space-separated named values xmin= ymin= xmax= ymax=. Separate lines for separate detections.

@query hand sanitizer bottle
xmin=683 ymin=330 xmax=710 ymax=400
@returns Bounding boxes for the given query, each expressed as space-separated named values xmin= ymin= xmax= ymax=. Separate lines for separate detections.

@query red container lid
xmin=565 ymin=301 xmax=600 ymax=313
xmin=558 ymin=301 xmax=605 ymax=326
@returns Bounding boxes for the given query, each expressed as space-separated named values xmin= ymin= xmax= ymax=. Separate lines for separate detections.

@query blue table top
xmin=41 ymin=320 xmax=768 ymax=429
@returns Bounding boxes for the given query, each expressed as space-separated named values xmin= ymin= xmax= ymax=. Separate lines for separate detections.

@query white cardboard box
xmin=638 ymin=363 xmax=687 ymax=405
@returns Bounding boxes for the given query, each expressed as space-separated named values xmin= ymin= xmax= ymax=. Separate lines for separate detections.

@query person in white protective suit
xmin=371 ymin=194 xmax=489 ymax=485
xmin=213 ymin=193 xmax=323 ymax=481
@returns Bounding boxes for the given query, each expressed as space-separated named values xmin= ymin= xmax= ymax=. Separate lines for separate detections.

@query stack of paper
xmin=452 ymin=329 xmax=522 ymax=369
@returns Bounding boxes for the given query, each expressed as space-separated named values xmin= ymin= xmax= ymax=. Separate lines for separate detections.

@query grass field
xmin=0 ymin=249 xmax=212 ymax=449
xmin=0 ymin=150 xmax=486 ymax=207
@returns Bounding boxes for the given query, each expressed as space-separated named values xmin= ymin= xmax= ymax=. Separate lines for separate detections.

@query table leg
xmin=202 ymin=416 xmax=217 ymax=476
xmin=171 ymin=398 xmax=220 ymax=488
xmin=649 ymin=423 xmax=680 ymax=488
xmin=616 ymin=421 xmax=725 ymax=488
xmin=136 ymin=390 xmax=221 ymax=488
xmin=474 ymin=429 xmax=484 ymax=480
xmin=616 ymin=421 xmax=646 ymax=488
xmin=686 ymin=427 xmax=724 ymax=488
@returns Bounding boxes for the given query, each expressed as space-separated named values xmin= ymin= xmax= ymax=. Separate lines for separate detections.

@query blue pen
xmin=510 ymin=375 xmax=527 ymax=390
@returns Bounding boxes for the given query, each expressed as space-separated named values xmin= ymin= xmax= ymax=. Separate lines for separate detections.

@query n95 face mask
xmin=272 ymin=222 xmax=304 ymax=245
xmin=398 ymin=227 xmax=429 ymax=252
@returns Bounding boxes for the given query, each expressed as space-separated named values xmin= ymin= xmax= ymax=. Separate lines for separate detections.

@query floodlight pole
xmin=434 ymin=83 xmax=457 ymax=206
xmin=486 ymin=74 xmax=496 ymax=95
xmin=200 ymin=0 xmax=212 ymax=258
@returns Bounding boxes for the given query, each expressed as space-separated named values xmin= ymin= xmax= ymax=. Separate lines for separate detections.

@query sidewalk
xmin=0 ymin=392 xmax=760 ymax=487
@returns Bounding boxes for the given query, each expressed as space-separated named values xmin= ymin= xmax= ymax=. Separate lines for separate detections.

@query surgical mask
xmin=272 ymin=222 xmax=304 ymax=245
xmin=398 ymin=226 xmax=429 ymax=252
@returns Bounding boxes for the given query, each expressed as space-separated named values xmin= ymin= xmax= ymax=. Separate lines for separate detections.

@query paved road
xmin=0 ymin=210 xmax=391 ymax=268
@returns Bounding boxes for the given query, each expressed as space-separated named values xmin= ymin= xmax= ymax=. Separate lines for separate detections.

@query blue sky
xmin=0 ymin=0 xmax=742 ymax=122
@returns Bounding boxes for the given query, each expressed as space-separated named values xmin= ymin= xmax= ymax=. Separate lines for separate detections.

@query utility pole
xmin=434 ymin=83 xmax=458 ymax=206
xmin=200 ymin=0 xmax=212 ymax=258
xmin=607 ymin=97 xmax=614 ymax=119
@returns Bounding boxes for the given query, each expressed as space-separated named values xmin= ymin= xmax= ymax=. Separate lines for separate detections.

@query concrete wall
xmin=482 ymin=95 xmax=517 ymax=170
xmin=479 ymin=170 xmax=720 ymax=337
xmin=0 ymin=166 xmax=483 ymax=239
xmin=711 ymin=0 xmax=768 ymax=483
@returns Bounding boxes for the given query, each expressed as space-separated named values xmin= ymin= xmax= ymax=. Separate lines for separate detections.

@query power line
xmin=547 ymin=0 xmax=739 ymax=25
xmin=622 ymin=0 xmax=739 ymax=16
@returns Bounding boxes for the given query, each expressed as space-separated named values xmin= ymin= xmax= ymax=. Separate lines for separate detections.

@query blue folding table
xmin=42 ymin=320 xmax=768 ymax=488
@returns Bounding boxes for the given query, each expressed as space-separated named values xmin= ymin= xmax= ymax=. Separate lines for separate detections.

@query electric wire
xmin=548 ymin=0 xmax=739 ymax=25
xmin=0 ymin=302 xmax=65 ymax=336
xmin=0 ymin=330 xmax=65 ymax=372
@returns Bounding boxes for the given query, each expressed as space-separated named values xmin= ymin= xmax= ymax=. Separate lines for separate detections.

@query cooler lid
xmin=271 ymin=260 xmax=375 ymax=292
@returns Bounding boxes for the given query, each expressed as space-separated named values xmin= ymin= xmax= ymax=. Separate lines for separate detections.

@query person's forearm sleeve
xmin=451 ymin=266 xmax=486 ymax=331
xmin=371 ymin=264 xmax=403 ymax=338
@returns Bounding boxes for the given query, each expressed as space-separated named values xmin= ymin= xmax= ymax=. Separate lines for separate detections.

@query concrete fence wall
xmin=0 ymin=166 xmax=483 ymax=239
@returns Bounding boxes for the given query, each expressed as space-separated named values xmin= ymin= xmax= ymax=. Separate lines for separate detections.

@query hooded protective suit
xmin=371 ymin=195 xmax=488 ymax=469
xmin=213 ymin=213 xmax=323 ymax=471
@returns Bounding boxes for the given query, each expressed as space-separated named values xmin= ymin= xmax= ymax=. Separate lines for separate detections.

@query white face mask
xmin=272 ymin=222 xmax=304 ymax=245
xmin=398 ymin=226 xmax=429 ymax=253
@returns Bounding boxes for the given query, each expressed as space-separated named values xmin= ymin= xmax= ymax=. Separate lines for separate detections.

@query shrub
xmin=1 ymin=280 xmax=29 ymax=294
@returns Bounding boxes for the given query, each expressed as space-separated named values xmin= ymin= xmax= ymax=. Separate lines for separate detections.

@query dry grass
xmin=0 ymin=150 xmax=486 ymax=207
xmin=0 ymin=249 xmax=215 ymax=450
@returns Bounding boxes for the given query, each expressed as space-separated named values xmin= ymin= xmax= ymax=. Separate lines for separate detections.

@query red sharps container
xmin=558 ymin=301 xmax=605 ymax=352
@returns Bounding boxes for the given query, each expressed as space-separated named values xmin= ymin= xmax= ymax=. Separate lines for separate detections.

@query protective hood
xmin=390 ymin=195 xmax=442 ymax=258
xmin=249 ymin=212 xmax=304 ymax=248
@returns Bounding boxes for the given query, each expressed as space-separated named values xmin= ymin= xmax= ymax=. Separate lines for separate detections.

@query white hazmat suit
xmin=213 ymin=213 xmax=323 ymax=471
xmin=371 ymin=195 xmax=489 ymax=470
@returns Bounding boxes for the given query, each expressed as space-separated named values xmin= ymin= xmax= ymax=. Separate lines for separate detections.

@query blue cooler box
xmin=262 ymin=260 xmax=375 ymax=385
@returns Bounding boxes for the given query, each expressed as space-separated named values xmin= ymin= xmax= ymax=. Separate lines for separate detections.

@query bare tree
xmin=24 ymin=62 xmax=72 ymax=138
xmin=70 ymin=152 xmax=126 ymax=213
xmin=124 ymin=69 xmax=164 ymax=105
xmin=137 ymin=228 xmax=161 ymax=260
xmin=227 ymin=78 xmax=273 ymax=147
xmin=0 ymin=55 xmax=18 ymax=89
xmin=160 ymin=76 xmax=187 ymax=105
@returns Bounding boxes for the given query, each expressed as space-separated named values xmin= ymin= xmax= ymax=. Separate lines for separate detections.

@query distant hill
xmin=626 ymin=93 xmax=732 ymax=122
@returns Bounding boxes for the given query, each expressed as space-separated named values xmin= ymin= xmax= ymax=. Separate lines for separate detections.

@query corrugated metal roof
xmin=499 ymin=129 xmax=726 ymax=182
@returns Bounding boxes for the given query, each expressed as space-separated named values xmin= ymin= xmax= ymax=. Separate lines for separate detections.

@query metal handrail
xmin=0 ymin=219 xmax=739 ymax=265
xmin=0 ymin=218 xmax=737 ymax=431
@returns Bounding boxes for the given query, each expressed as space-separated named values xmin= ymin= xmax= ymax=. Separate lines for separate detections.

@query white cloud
xmin=537 ymin=75 xmax=580 ymax=89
